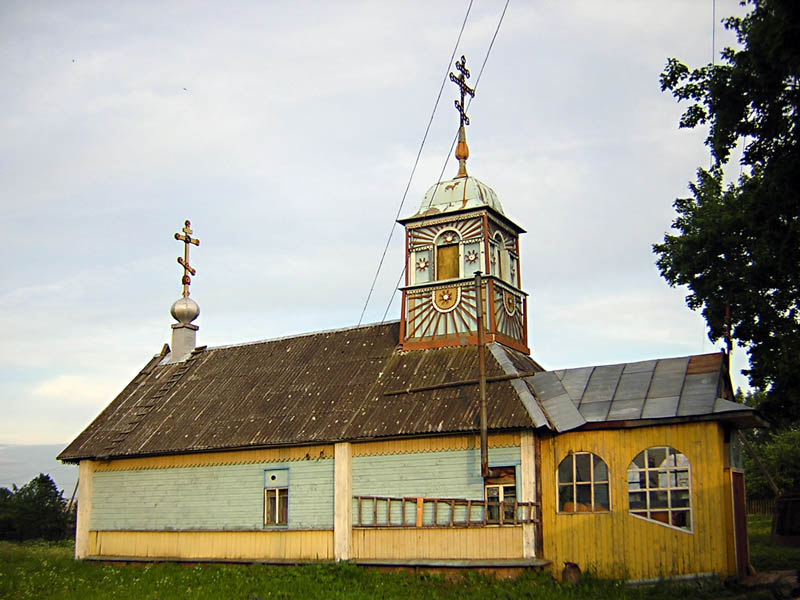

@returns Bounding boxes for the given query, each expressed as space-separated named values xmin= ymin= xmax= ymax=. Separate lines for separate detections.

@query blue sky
xmin=0 ymin=1 xmax=749 ymax=446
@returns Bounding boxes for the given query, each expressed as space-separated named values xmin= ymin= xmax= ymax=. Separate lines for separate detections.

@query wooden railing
xmin=353 ymin=495 xmax=540 ymax=528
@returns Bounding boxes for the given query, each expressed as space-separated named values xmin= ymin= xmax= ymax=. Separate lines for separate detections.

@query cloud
xmin=31 ymin=374 xmax=121 ymax=407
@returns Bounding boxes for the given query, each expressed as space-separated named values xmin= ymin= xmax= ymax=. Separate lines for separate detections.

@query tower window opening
xmin=435 ymin=230 xmax=461 ymax=281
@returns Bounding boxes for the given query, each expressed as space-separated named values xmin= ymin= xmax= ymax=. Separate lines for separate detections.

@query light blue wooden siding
xmin=352 ymin=447 xmax=520 ymax=525
xmin=91 ymin=460 xmax=333 ymax=531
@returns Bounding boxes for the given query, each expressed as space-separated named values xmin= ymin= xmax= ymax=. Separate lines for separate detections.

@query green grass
xmin=0 ymin=516 xmax=795 ymax=600
xmin=747 ymin=515 xmax=800 ymax=571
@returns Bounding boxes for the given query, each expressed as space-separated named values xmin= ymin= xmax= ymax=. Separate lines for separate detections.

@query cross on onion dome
xmin=449 ymin=55 xmax=475 ymax=127
xmin=174 ymin=220 xmax=200 ymax=297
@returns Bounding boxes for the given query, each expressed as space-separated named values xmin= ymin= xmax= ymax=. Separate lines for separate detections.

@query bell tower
xmin=398 ymin=57 xmax=529 ymax=354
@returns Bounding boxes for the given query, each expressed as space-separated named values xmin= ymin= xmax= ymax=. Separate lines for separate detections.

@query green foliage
xmin=743 ymin=427 xmax=800 ymax=499
xmin=655 ymin=0 xmax=800 ymax=425
xmin=0 ymin=473 xmax=71 ymax=541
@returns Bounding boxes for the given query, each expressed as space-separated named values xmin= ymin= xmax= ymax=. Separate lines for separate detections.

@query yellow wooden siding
xmin=352 ymin=432 xmax=519 ymax=457
xmin=93 ymin=445 xmax=335 ymax=471
xmin=90 ymin=530 xmax=333 ymax=561
xmin=540 ymin=421 xmax=734 ymax=580
xmin=352 ymin=527 xmax=522 ymax=560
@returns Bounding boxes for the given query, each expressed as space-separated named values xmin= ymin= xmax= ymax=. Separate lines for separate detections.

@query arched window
xmin=435 ymin=230 xmax=460 ymax=280
xmin=627 ymin=446 xmax=692 ymax=531
xmin=557 ymin=452 xmax=610 ymax=512
xmin=494 ymin=233 xmax=505 ymax=281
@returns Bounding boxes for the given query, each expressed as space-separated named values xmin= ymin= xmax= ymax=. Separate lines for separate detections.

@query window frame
xmin=434 ymin=229 xmax=461 ymax=281
xmin=627 ymin=446 xmax=693 ymax=533
xmin=484 ymin=466 xmax=517 ymax=525
xmin=264 ymin=468 xmax=289 ymax=527
xmin=556 ymin=452 xmax=611 ymax=514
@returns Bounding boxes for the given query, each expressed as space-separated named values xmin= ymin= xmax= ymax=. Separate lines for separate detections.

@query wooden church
xmin=59 ymin=58 xmax=762 ymax=581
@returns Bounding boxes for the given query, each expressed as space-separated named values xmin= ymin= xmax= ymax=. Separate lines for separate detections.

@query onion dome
xmin=412 ymin=175 xmax=504 ymax=218
xmin=170 ymin=296 xmax=200 ymax=325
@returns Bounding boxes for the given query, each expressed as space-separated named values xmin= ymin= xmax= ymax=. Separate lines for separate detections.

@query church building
xmin=59 ymin=58 xmax=761 ymax=580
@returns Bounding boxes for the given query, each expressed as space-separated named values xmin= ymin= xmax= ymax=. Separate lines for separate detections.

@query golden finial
xmin=449 ymin=55 xmax=475 ymax=178
xmin=174 ymin=220 xmax=199 ymax=297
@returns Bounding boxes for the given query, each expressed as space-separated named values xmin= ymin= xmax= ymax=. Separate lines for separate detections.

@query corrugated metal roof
xmin=525 ymin=352 xmax=759 ymax=432
xmin=59 ymin=322 xmax=760 ymax=463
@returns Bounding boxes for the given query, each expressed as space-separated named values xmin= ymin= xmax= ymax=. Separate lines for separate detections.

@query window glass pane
xmin=436 ymin=244 xmax=459 ymax=280
xmin=658 ymin=471 xmax=668 ymax=488
xmin=267 ymin=490 xmax=277 ymax=524
xmin=594 ymin=483 xmax=610 ymax=510
xmin=648 ymin=447 xmax=666 ymax=468
xmin=631 ymin=511 xmax=647 ymax=518
xmin=671 ymin=489 xmax=690 ymax=508
xmin=279 ymin=489 xmax=289 ymax=524
xmin=629 ymin=491 xmax=646 ymax=509
xmin=593 ymin=459 xmax=608 ymax=482
xmin=575 ymin=454 xmax=591 ymax=482
xmin=649 ymin=491 xmax=669 ymax=509
xmin=576 ymin=484 xmax=591 ymax=507
xmin=627 ymin=469 xmax=641 ymax=490
xmin=675 ymin=469 xmax=690 ymax=487
xmin=558 ymin=485 xmax=574 ymax=511
xmin=633 ymin=451 xmax=646 ymax=469
xmin=503 ymin=485 xmax=516 ymax=501
xmin=558 ymin=457 xmax=573 ymax=483
xmin=486 ymin=486 xmax=499 ymax=502
xmin=672 ymin=510 xmax=691 ymax=529
xmin=503 ymin=485 xmax=516 ymax=521
xmin=647 ymin=470 xmax=659 ymax=489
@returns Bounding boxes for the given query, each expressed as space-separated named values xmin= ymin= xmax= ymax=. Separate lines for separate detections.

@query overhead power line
xmin=357 ymin=0 xmax=475 ymax=326
xmin=380 ymin=0 xmax=511 ymax=323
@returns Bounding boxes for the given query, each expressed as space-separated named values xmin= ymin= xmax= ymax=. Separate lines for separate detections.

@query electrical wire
xmin=380 ymin=0 xmax=511 ymax=323
xmin=357 ymin=0 xmax=474 ymax=326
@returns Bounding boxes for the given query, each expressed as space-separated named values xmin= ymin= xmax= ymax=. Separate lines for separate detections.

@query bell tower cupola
xmin=397 ymin=56 xmax=529 ymax=354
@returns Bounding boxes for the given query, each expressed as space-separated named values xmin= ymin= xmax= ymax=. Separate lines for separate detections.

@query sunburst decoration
xmin=405 ymin=286 xmax=479 ymax=341
xmin=494 ymin=289 xmax=523 ymax=341
xmin=409 ymin=218 xmax=482 ymax=247
xmin=416 ymin=257 xmax=429 ymax=271
xmin=466 ymin=250 xmax=479 ymax=264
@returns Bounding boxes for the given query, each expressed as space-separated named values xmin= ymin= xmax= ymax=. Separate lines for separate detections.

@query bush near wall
xmin=0 ymin=473 xmax=72 ymax=541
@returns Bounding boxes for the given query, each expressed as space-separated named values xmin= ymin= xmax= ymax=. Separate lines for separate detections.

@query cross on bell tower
xmin=449 ymin=55 xmax=475 ymax=178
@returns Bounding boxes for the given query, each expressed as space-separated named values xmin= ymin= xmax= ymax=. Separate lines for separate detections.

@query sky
xmin=0 ymin=0 xmax=750 ymax=449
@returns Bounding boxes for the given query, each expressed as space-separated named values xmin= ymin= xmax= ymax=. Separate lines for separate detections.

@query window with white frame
xmin=627 ymin=446 xmax=692 ymax=531
xmin=264 ymin=469 xmax=288 ymax=526
xmin=557 ymin=452 xmax=610 ymax=512
xmin=484 ymin=466 xmax=517 ymax=524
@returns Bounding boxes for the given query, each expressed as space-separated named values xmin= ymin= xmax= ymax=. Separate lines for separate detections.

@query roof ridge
xmin=204 ymin=320 xmax=401 ymax=352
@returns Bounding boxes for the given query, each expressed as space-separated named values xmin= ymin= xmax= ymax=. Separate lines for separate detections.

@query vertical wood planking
xmin=333 ymin=442 xmax=352 ymax=561
xmin=75 ymin=460 xmax=96 ymax=559
xmin=540 ymin=422 xmax=734 ymax=580
xmin=92 ymin=530 xmax=333 ymax=560
xmin=351 ymin=527 xmax=522 ymax=560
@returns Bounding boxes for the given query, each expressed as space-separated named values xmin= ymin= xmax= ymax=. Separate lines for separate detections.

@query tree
xmin=655 ymin=0 xmax=800 ymax=425
xmin=0 ymin=474 xmax=69 ymax=541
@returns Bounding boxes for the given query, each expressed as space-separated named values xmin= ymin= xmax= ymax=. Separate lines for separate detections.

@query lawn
xmin=747 ymin=515 xmax=800 ymax=572
xmin=0 ymin=517 xmax=795 ymax=600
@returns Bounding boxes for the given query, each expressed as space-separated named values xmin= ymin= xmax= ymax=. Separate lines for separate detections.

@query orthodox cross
xmin=174 ymin=220 xmax=199 ymax=297
xmin=449 ymin=55 xmax=475 ymax=127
